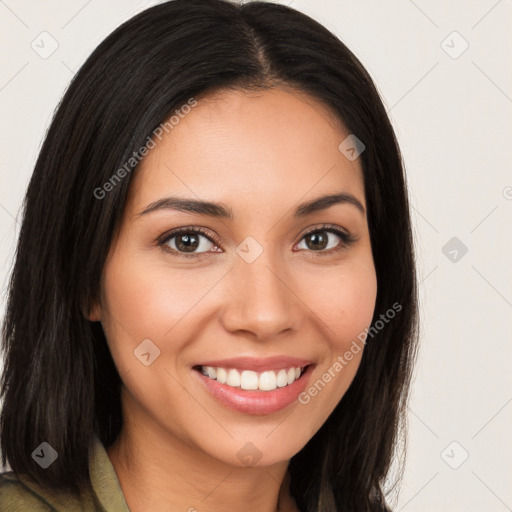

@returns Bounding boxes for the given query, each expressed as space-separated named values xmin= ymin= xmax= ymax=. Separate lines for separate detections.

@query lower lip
xmin=193 ymin=365 xmax=315 ymax=415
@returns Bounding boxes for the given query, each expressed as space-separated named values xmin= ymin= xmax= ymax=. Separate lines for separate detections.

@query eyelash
xmin=156 ymin=224 xmax=356 ymax=259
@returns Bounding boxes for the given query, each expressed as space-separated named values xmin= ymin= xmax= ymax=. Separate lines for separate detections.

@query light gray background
xmin=1 ymin=1 xmax=511 ymax=510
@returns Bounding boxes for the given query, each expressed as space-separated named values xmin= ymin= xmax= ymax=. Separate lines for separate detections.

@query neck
xmin=107 ymin=404 xmax=297 ymax=512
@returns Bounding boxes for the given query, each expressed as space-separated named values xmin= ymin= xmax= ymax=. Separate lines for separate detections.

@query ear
xmin=82 ymin=297 xmax=102 ymax=322
xmin=87 ymin=301 xmax=102 ymax=322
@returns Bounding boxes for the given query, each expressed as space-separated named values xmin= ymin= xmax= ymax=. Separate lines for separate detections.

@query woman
xmin=0 ymin=0 xmax=419 ymax=510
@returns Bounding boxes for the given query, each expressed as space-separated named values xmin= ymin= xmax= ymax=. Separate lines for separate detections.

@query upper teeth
xmin=200 ymin=366 xmax=303 ymax=391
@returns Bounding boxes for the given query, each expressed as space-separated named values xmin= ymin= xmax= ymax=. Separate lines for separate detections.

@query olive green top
xmin=0 ymin=437 xmax=130 ymax=511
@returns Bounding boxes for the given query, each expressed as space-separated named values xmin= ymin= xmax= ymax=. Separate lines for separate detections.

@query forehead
xmin=127 ymin=87 xmax=365 ymax=216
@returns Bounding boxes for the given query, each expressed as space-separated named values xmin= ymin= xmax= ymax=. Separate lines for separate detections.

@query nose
xmin=220 ymin=248 xmax=301 ymax=340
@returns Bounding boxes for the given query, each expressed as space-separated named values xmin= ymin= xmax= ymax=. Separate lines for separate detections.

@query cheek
xmin=99 ymin=249 xmax=226 ymax=371
xmin=98 ymin=254 xmax=212 ymax=431
xmin=303 ymin=259 xmax=378 ymax=346
xmin=294 ymin=260 xmax=377 ymax=423
xmin=103 ymin=258 xmax=190 ymax=329
xmin=337 ymin=272 xmax=377 ymax=342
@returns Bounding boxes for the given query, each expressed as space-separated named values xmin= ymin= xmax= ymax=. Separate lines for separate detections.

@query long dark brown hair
xmin=0 ymin=1 xmax=419 ymax=510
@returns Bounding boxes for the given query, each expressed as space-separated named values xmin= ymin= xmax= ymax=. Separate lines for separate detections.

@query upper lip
xmin=194 ymin=356 xmax=314 ymax=372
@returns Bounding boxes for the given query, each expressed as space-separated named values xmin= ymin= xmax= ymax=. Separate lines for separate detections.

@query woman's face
xmin=91 ymin=87 xmax=377 ymax=467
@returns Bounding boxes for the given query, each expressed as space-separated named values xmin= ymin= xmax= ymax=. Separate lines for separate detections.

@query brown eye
xmin=296 ymin=225 xmax=355 ymax=255
xmin=173 ymin=232 xmax=203 ymax=253
xmin=303 ymin=232 xmax=330 ymax=251
xmin=158 ymin=227 xmax=221 ymax=258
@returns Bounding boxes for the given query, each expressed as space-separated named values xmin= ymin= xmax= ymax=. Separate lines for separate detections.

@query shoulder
xmin=0 ymin=436 xmax=127 ymax=511
xmin=0 ymin=470 xmax=99 ymax=512
xmin=0 ymin=471 xmax=53 ymax=511
xmin=0 ymin=437 xmax=130 ymax=512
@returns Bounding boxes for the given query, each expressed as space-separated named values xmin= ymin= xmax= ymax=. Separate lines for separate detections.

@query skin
xmin=88 ymin=87 xmax=377 ymax=512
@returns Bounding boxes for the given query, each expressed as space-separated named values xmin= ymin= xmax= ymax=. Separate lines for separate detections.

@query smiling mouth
xmin=192 ymin=364 xmax=313 ymax=392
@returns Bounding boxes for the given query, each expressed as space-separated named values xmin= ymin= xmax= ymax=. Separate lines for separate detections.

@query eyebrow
xmin=137 ymin=192 xmax=366 ymax=219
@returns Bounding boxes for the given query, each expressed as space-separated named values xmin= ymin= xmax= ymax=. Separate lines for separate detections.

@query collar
xmin=88 ymin=436 xmax=131 ymax=511
xmin=10 ymin=436 xmax=130 ymax=511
